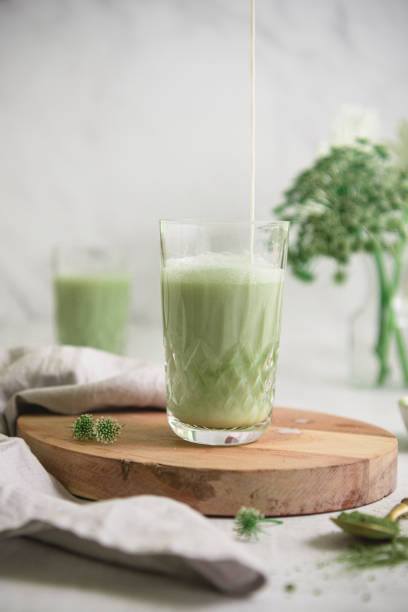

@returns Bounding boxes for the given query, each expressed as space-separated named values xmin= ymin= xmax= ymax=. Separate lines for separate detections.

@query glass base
xmin=167 ymin=412 xmax=271 ymax=446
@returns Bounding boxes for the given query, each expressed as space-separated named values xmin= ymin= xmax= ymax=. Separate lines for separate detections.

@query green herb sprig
xmin=72 ymin=414 xmax=123 ymax=444
xmin=234 ymin=506 xmax=283 ymax=540
xmin=72 ymin=413 xmax=96 ymax=441
xmin=94 ymin=416 xmax=123 ymax=444
xmin=275 ymin=140 xmax=408 ymax=284
xmin=275 ymin=139 xmax=408 ymax=386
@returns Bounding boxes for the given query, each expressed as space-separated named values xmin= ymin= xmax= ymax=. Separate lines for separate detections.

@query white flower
xmin=318 ymin=105 xmax=380 ymax=155
xmin=389 ymin=120 xmax=408 ymax=170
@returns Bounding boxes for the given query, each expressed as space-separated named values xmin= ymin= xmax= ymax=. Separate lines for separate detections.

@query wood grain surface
xmin=17 ymin=407 xmax=398 ymax=516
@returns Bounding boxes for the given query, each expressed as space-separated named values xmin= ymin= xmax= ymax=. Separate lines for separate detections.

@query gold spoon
xmin=331 ymin=498 xmax=408 ymax=541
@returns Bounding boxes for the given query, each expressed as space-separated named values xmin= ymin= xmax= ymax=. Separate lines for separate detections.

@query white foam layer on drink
xmin=164 ymin=253 xmax=283 ymax=285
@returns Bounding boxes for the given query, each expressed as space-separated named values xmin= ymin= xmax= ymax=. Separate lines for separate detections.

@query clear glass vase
xmin=350 ymin=252 xmax=408 ymax=388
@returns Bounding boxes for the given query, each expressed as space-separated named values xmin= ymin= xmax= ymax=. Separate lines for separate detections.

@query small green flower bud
xmin=94 ymin=416 xmax=123 ymax=444
xmin=72 ymin=414 xmax=95 ymax=441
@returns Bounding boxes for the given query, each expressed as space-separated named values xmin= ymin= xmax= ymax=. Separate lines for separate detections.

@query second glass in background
xmin=53 ymin=246 xmax=132 ymax=354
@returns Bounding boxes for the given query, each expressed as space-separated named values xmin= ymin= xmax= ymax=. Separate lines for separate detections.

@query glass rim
xmin=159 ymin=218 xmax=289 ymax=228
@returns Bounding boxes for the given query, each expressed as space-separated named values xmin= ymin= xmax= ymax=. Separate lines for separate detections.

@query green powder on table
xmin=337 ymin=536 xmax=408 ymax=569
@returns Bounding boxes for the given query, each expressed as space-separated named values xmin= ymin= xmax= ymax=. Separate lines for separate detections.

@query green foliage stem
xmin=373 ymin=246 xmax=408 ymax=385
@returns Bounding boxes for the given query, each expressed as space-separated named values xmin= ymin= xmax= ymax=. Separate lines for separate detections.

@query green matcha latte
xmin=54 ymin=274 xmax=131 ymax=354
xmin=161 ymin=253 xmax=285 ymax=429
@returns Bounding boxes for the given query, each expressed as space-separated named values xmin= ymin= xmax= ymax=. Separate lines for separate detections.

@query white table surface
xmin=1 ymin=321 xmax=408 ymax=612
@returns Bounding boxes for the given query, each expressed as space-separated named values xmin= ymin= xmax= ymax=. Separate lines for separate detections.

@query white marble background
xmin=0 ymin=0 xmax=407 ymax=372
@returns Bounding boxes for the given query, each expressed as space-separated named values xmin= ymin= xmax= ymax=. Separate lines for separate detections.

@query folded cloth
xmin=0 ymin=345 xmax=267 ymax=596
xmin=0 ymin=345 xmax=166 ymax=435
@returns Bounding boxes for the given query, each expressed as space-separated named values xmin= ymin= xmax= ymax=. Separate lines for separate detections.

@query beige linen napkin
xmin=0 ymin=345 xmax=267 ymax=595
xmin=0 ymin=345 xmax=166 ymax=435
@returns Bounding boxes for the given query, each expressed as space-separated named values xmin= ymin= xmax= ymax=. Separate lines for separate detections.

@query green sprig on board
xmin=275 ymin=139 xmax=408 ymax=386
xmin=94 ymin=416 xmax=123 ymax=444
xmin=72 ymin=414 xmax=123 ymax=444
xmin=72 ymin=413 xmax=96 ymax=441
xmin=234 ymin=507 xmax=283 ymax=540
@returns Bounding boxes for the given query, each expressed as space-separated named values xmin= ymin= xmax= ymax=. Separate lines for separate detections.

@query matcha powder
xmin=337 ymin=536 xmax=408 ymax=569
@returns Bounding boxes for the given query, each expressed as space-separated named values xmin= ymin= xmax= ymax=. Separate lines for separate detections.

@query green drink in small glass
xmin=53 ymin=247 xmax=132 ymax=354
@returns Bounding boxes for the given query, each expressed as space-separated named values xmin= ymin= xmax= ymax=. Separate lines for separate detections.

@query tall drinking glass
xmin=53 ymin=246 xmax=132 ymax=354
xmin=160 ymin=220 xmax=289 ymax=445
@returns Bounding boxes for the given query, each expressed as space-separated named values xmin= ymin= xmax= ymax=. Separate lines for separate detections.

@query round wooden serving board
xmin=17 ymin=407 xmax=397 ymax=517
